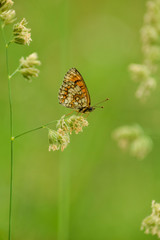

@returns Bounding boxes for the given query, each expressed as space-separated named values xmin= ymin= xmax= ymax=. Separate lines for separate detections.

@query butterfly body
xmin=78 ymin=106 xmax=95 ymax=113
xmin=58 ymin=68 xmax=95 ymax=113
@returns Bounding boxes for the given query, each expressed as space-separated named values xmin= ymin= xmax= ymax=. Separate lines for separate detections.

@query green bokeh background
xmin=0 ymin=0 xmax=160 ymax=239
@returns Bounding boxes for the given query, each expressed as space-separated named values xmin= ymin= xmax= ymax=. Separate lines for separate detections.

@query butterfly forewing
xmin=58 ymin=68 xmax=91 ymax=111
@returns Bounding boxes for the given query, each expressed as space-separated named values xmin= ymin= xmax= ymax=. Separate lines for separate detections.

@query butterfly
xmin=58 ymin=68 xmax=109 ymax=113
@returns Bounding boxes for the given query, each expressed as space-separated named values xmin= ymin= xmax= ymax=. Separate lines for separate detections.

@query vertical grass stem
xmin=1 ymin=24 xmax=14 ymax=240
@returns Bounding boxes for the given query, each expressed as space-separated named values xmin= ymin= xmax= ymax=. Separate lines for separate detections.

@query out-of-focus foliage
xmin=129 ymin=0 xmax=160 ymax=101
xmin=112 ymin=124 xmax=153 ymax=159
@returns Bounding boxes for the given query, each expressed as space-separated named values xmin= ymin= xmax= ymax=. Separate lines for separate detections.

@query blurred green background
xmin=1 ymin=0 xmax=160 ymax=239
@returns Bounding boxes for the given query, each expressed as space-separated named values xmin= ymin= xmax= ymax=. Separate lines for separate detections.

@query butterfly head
xmin=78 ymin=98 xmax=109 ymax=113
xmin=78 ymin=106 xmax=95 ymax=113
xmin=88 ymin=107 xmax=96 ymax=112
xmin=87 ymin=106 xmax=96 ymax=112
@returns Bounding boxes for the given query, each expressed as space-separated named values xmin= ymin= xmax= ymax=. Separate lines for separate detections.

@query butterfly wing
xmin=58 ymin=68 xmax=91 ymax=110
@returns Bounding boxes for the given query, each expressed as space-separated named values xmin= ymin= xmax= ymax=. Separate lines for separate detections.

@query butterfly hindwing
xmin=58 ymin=68 xmax=91 ymax=110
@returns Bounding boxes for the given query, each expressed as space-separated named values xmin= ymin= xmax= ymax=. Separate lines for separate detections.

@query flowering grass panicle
xmin=0 ymin=0 xmax=14 ymax=12
xmin=0 ymin=9 xmax=16 ymax=26
xmin=141 ymin=200 xmax=160 ymax=238
xmin=19 ymin=53 xmax=41 ymax=80
xmin=13 ymin=18 xmax=32 ymax=45
xmin=112 ymin=124 xmax=153 ymax=159
xmin=0 ymin=0 xmax=16 ymax=27
xmin=129 ymin=64 xmax=150 ymax=82
xmin=135 ymin=77 xmax=156 ymax=99
xmin=129 ymin=0 xmax=160 ymax=101
xmin=130 ymin=135 xmax=153 ymax=159
xmin=48 ymin=115 xmax=89 ymax=152
xmin=48 ymin=129 xmax=70 ymax=152
xmin=67 ymin=115 xmax=89 ymax=134
xmin=56 ymin=115 xmax=69 ymax=134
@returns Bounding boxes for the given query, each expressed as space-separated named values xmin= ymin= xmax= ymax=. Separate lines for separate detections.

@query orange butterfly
xmin=58 ymin=68 xmax=109 ymax=113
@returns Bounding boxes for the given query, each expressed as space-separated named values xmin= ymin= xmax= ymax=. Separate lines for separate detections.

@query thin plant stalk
xmin=1 ymin=23 xmax=57 ymax=239
xmin=1 ymin=24 xmax=14 ymax=240
xmin=14 ymin=119 xmax=58 ymax=139
xmin=57 ymin=0 xmax=71 ymax=240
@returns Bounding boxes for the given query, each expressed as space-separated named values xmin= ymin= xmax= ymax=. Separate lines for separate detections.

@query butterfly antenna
xmin=92 ymin=98 xmax=109 ymax=108
xmin=94 ymin=106 xmax=104 ymax=109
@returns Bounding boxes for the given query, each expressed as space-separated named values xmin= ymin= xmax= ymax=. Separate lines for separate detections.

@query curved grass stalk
xmin=14 ymin=119 xmax=58 ymax=139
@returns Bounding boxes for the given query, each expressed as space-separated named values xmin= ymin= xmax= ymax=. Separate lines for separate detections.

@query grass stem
xmin=1 ymin=23 xmax=14 ymax=240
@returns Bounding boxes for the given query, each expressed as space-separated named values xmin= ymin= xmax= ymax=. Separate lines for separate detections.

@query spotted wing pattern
xmin=58 ymin=68 xmax=91 ymax=111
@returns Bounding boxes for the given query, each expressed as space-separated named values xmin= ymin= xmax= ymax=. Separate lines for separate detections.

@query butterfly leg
xmin=84 ymin=112 xmax=89 ymax=118
xmin=64 ymin=110 xmax=74 ymax=117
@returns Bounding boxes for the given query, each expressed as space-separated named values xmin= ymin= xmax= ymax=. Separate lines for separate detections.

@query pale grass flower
xmin=0 ymin=9 xmax=16 ymax=26
xmin=13 ymin=18 xmax=32 ymax=45
xmin=143 ymin=45 xmax=160 ymax=63
xmin=135 ymin=77 xmax=156 ymax=99
xmin=141 ymin=200 xmax=160 ymax=238
xmin=141 ymin=25 xmax=159 ymax=44
xmin=48 ymin=129 xmax=70 ymax=152
xmin=130 ymin=135 xmax=153 ymax=159
xmin=129 ymin=0 xmax=160 ymax=101
xmin=48 ymin=115 xmax=89 ymax=152
xmin=56 ymin=115 xmax=69 ymax=133
xmin=20 ymin=53 xmax=41 ymax=68
xmin=112 ymin=124 xmax=153 ymax=160
xmin=67 ymin=115 xmax=88 ymax=134
xmin=129 ymin=64 xmax=150 ymax=82
xmin=0 ymin=0 xmax=14 ymax=12
xmin=20 ymin=68 xmax=40 ymax=81
xmin=19 ymin=53 xmax=41 ymax=80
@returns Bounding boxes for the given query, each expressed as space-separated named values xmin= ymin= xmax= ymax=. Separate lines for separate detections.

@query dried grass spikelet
xmin=13 ymin=18 xmax=32 ymax=45
xmin=48 ymin=115 xmax=89 ymax=152
xmin=129 ymin=0 xmax=160 ymax=101
xmin=0 ymin=0 xmax=14 ymax=12
xmin=141 ymin=200 xmax=160 ymax=238
xmin=0 ymin=9 xmax=16 ymax=26
xmin=112 ymin=124 xmax=153 ymax=159
xmin=19 ymin=53 xmax=41 ymax=80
